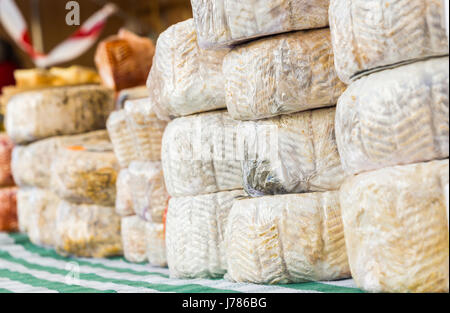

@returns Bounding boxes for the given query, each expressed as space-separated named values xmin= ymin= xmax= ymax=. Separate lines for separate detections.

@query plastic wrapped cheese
xmin=329 ymin=0 xmax=449 ymax=84
xmin=0 ymin=187 xmax=18 ymax=232
xmin=124 ymin=98 xmax=167 ymax=161
xmin=121 ymin=216 xmax=147 ymax=263
xmin=162 ymin=111 xmax=243 ymax=197
xmin=11 ymin=130 xmax=109 ymax=189
xmin=6 ymin=85 xmax=114 ymax=144
xmin=128 ymin=161 xmax=169 ymax=223
xmin=0 ymin=134 xmax=14 ymax=187
xmin=106 ymin=110 xmax=138 ymax=168
xmin=55 ymin=201 xmax=122 ymax=258
xmin=147 ymin=19 xmax=229 ymax=120
xmin=191 ymin=0 xmax=330 ymax=49
xmin=240 ymin=107 xmax=346 ymax=197
xmin=336 ymin=57 xmax=449 ymax=176
xmin=107 ymin=100 xmax=167 ymax=167
xmin=146 ymin=222 xmax=167 ymax=267
xmin=340 ymin=160 xmax=449 ymax=293
xmin=17 ymin=188 xmax=60 ymax=246
xmin=115 ymin=169 xmax=134 ymax=217
xmin=225 ymin=192 xmax=351 ymax=284
xmin=224 ymin=28 xmax=347 ymax=121
xmin=166 ymin=190 xmax=245 ymax=278
xmin=51 ymin=142 xmax=119 ymax=206
xmin=95 ymin=29 xmax=155 ymax=91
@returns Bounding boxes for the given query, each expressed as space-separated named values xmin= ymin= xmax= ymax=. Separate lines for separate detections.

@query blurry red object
xmin=0 ymin=134 xmax=15 ymax=187
xmin=0 ymin=61 xmax=17 ymax=94
xmin=0 ymin=187 xmax=18 ymax=232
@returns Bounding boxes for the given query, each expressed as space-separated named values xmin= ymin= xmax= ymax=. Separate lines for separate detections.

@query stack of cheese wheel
xmin=330 ymin=0 xmax=449 ymax=293
xmin=188 ymin=0 xmax=352 ymax=285
xmin=107 ymin=97 xmax=170 ymax=266
xmin=147 ymin=19 xmax=247 ymax=279
xmin=5 ymin=71 xmax=124 ymax=258
xmin=147 ymin=0 xmax=351 ymax=282
xmin=0 ymin=134 xmax=17 ymax=232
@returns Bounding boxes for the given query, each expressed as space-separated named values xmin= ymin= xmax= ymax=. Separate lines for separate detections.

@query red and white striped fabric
xmin=0 ymin=0 xmax=116 ymax=68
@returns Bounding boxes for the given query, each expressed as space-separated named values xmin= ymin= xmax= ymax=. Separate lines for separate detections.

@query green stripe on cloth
xmin=278 ymin=282 xmax=363 ymax=293
xmin=0 ymin=233 xmax=362 ymax=293
xmin=0 ymin=287 xmax=12 ymax=293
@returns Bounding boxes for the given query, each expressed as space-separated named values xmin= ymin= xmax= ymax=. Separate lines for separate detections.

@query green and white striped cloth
xmin=0 ymin=233 xmax=363 ymax=293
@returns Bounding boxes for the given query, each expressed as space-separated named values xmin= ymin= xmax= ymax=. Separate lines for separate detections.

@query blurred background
xmin=0 ymin=0 xmax=192 ymax=69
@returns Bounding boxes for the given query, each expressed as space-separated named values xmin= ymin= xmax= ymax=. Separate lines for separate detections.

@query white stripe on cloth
xmin=0 ymin=277 xmax=57 ymax=293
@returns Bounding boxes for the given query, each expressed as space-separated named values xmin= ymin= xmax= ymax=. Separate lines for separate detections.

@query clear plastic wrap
xmin=191 ymin=0 xmax=330 ymax=49
xmin=106 ymin=110 xmax=138 ymax=168
xmin=121 ymin=216 xmax=147 ymax=263
xmin=55 ymin=201 xmax=122 ymax=258
xmin=145 ymin=222 xmax=167 ymax=267
xmin=146 ymin=19 xmax=229 ymax=120
xmin=50 ymin=142 xmax=119 ymax=207
xmin=0 ymin=134 xmax=14 ymax=187
xmin=128 ymin=161 xmax=169 ymax=223
xmin=17 ymin=188 xmax=60 ymax=247
xmin=166 ymin=190 xmax=245 ymax=279
xmin=95 ymin=29 xmax=155 ymax=91
xmin=329 ymin=0 xmax=449 ymax=84
xmin=336 ymin=57 xmax=449 ymax=176
xmin=115 ymin=169 xmax=134 ymax=217
xmin=340 ymin=160 xmax=449 ymax=293
xmin=224 ymin=28 xmax=346 ymax=121
xmin=225 ymin=192 xmax=350 ymax=284
xmin=239 ymin=107 xmax=346 ymax=197
xmin=11 ymin=130 xmax=109 ymax=189
xmin=125 ymin=98 xmax=167 ymax=162
xmin=162 ymin=111 xmax=243 ymax=197
xmin=0 ymin=187 xmax=17 ymax=232
xmin=6 ymin=85 xmax=114 ymax=144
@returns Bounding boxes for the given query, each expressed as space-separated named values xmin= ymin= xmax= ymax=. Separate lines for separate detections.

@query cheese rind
xmin=240 ymin=107 xmax=346 ymax=196
xmin=55 ymin=201 xmax=122 ymax=258
xmin=11 ymin=130 xmax=110 ymax=189
xmin=225 ymin=192 xmax=350 ymax=284
xmin=121 ymin=216 xmax=147 ymax=263
xmin=6 ymin=85 xmax=114 ymax=144
xmin=166 ymin=190 xmax=245 ymax=279
xmin=128 ymin=161 xmax=169 ymax=223
xmin=191 ymin=0 xmax=330 ymax=48
xmin=115 ymin=169 xmax=134 ymax=217
xmin=146 ymin=19 xmax=229 ymax=120
xmin=336 ymin=57 xmax=449 ymax=175
xmin=17 ymin=188 xmax=60 ymax=247
xmin=146 ymin=222 xmax=167 ymax=267
xmin=329 ymin=0 xmax=449 ymax=84
xmin=340 ymin=160 xmax=449 ymax=293
xmin=224 ymin=29 xmax=346 ymax=121
xmin=162 ymin=111 xmax=243 ymax=197
xmin=50 ymin=142 xmax=119 ymax=207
